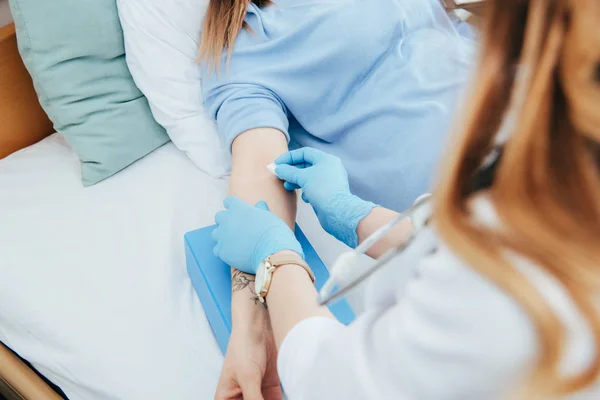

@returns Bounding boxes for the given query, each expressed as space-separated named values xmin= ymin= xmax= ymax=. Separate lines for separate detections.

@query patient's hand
xmin=215 ymin=270 xmax=282 ymax=400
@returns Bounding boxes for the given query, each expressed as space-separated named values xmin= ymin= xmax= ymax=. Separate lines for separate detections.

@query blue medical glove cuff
xmin=324 ymin=194 xmax=377 ymax=249
xmin=252 ymin=235 xmax=305 ymax=274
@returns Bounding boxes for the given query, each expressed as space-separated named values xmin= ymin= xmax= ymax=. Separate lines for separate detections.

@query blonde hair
xmin=199 ymin=0 xmax=272 ymax=71
xmin=435 ymin=0 xmax=600 ymax=397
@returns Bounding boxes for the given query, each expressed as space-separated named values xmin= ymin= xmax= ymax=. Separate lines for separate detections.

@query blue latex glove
xmin=212 ymin=196 xmax=304 ymax=275
xmin=274 ymin=148 xmax=376 ymax=248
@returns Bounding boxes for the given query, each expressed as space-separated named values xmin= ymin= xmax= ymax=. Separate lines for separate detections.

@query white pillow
xmin=117 ymin=0 xmax=230 ymax=178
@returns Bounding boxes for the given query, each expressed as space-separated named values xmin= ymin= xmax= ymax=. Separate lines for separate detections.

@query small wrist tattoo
xmin=232 ymin=270 xmax=267 ymax=309
xmin=232 ymin=269 xmax=254 ymax=293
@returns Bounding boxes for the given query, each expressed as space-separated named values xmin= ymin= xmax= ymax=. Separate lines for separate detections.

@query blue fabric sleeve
xmin=202 ymin=81 xmax=290 ymax=153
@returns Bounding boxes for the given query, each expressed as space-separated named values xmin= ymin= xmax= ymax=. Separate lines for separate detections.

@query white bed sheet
xmin=0 ymin=134 xmax=357 ymax=399
xmin=0 ymin=134 xmax=226 ymax=399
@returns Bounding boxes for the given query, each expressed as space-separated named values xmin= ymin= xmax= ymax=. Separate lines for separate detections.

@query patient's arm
xmin=228 ymin=127 xmax=296 ymax=315
xmin=215 ymin=127 xmax=294 ymax=399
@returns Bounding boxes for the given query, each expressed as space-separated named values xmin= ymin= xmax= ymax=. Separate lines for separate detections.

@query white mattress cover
xmin=0 ymin=134 xmax=226 ymax=399
xmin=0 ymin=134 xmax=355 ymax=399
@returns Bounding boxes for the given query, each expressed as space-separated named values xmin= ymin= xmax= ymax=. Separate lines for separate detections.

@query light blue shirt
xmin=202 ymin=0 xmax=475 ymax=211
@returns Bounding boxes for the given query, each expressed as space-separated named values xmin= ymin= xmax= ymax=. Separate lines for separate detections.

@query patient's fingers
xmin=263 ymin=385 xmax=283 ymax=400
xmin=274 ymin=147 xmax=324 ymax=166
xmin=238 ymin=370 xmax=265 ymax=400
xmin=214 ymin=374 xmax=241 ymax=400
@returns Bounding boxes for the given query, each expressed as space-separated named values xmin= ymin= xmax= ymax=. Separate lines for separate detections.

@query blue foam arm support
xmin=185 ymin=224 xmax=356 ymax=354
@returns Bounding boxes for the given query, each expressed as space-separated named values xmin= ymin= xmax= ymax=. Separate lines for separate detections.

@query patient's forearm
xmin=228 ymin=128 xmax=296 ymax=324
xmin=228 ymin=128 xmax=296 ymax=225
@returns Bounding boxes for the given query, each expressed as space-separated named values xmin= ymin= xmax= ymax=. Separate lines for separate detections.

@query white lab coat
xmin=278 ymin=197 xmax=599 ymax=399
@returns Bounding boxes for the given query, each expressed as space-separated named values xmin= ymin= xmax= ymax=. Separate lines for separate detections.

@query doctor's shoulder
xmin=402 ymin=194 xmax=599 ymax=399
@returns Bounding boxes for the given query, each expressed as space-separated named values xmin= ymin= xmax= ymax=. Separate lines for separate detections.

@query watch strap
xmin=268 ymin=253 xmax=315 ymax=283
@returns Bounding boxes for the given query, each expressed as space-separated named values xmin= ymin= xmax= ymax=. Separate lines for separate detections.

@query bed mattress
xmin=0 ymin=134 xmax=226 ymax=399
xmin=0 ymin=134 xmax=356 ymax=399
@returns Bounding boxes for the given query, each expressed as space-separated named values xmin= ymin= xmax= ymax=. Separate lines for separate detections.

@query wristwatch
xmin=255 ymin=253 xmax=315 ymax=304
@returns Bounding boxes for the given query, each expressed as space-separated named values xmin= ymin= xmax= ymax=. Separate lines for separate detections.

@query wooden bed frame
xmin=0 ymin=23 xmax=53 ymax=160
xmin=0 ymin=22 xmax=60 ymax=400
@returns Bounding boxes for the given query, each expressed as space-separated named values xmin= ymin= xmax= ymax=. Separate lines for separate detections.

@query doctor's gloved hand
xmin=274 ymin=148 xmax=376 ymax=248
xmin=212 ymin=196 xmax=304 ymax=275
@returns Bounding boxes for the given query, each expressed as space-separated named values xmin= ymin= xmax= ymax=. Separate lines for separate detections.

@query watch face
xmin=255 ymin=262 xmax=266 ymax=296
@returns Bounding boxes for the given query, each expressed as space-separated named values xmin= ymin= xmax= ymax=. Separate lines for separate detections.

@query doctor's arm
xmin=266 ymin=250 xmax=528 ymax=399
xmin=356 ymin=207 xmax=413 ymax=259
xmin=274 ymin=148 xmax=413 ymax=259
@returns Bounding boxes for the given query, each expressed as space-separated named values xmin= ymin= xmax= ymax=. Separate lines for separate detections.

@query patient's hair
xmin=436 ymin=0 xmax=600 ymax=397
xmin=199 ymin=0 xmax=271 ymax=70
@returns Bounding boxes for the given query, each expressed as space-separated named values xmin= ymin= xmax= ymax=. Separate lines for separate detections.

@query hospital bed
xmin=0 ymin=19 xmax=351 ymax=399
xmin=0 ymin=1 xmax=483 ymax=397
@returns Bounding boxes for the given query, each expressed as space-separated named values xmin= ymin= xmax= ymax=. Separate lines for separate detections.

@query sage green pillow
xmin=8 ymin=0 xmax=169 ymax=186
